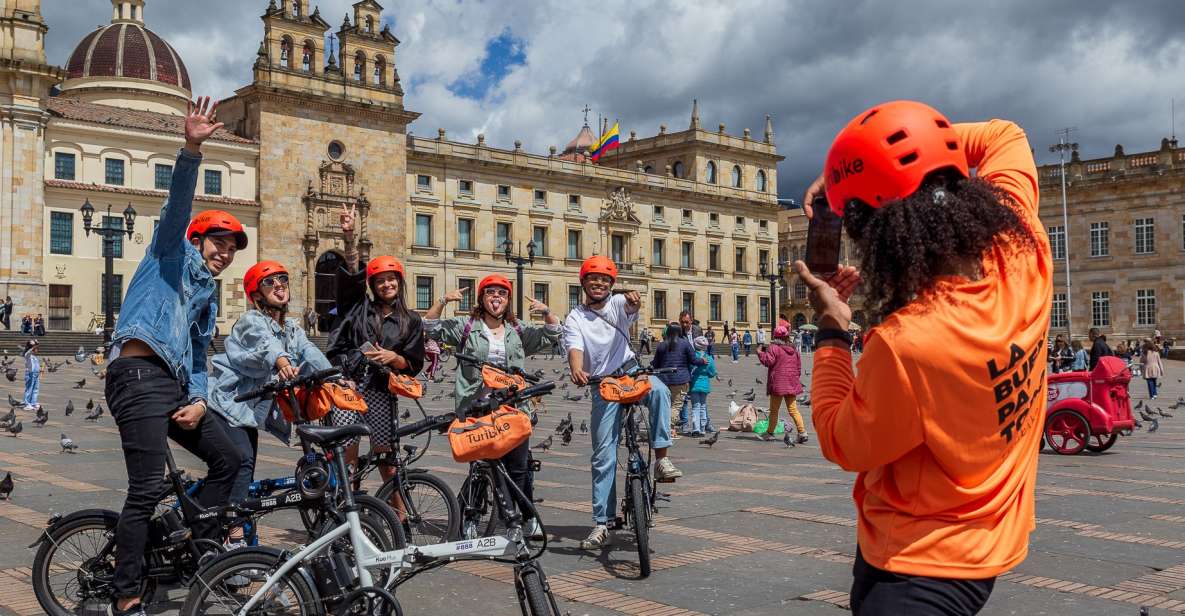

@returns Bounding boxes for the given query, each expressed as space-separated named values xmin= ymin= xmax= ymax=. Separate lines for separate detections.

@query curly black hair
xmin=843 ymin=173 xmax=1037 ymax=322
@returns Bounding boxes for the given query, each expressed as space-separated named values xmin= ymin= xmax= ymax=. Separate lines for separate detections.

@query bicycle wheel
xmin=375 ymin=472 xmax=460 ymax=545
xmin=33 ymin=513 xmax=154 ymax=616
xmin=181 ymin=550 xmax=318 ymax=616
xmin=517 ymin=563 xmax=558 ymax=616
xmin=629 ymin=476 xmax=652 ymax=578
xmin=439 ymin=347 xmax=453 ymax=363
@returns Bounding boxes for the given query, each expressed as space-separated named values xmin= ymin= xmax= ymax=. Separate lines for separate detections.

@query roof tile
xmin=47 ymin=97 xmax=256 ymax=145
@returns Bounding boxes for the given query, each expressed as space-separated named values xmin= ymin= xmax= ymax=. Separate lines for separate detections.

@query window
xmin=759 ymin=249 xmax=769 ymax=269
xmin=610 ymin=234 xmax=626 ymax=264
xmin=365 ymin=15 xmax=374 ymax=33
xmin=1048 ymin=225 xmax=1065 ymax=261
xmin=533 ymin=189 xmax=546 ymax=206
xmin=372 ymin=57 xmax=385 ymax=85
xmin=1089 ymin=221 xmax=1109 ymax=257
xmin=567 ymin=230 xmax=581 ymax=259
xmin=794 ymin=279 xmax=807 ymax=300
xmin=414 ymin=213 xmax=432 ymax=246
xmin=105 ymin=158 xmax=125 ymax=185
xmin=458 ymin=179 xmax=474 ymax=196
xmin=708 ymin=244 xmax=720 ymax=270
xmin=302 ymin=41 xmax=313 ymax=71
xmin=681 ymin=209 xmax=692 ymax=224
xmin=731 ymin=165 xmax=742 ymax=188
xmin=457 ymin=278 xmax=475 ymax=311
xmin=532 ymin=226 xmax=548 ymax=256
xmin=1135 ymin=217 xmax=1155 ymax=254
xmin=653 ymin=205 xmax=664 ymax=221
xmin=736 ymin=295 xmax=748 ymax=323
xmin=415 ymin=276 xmax=434 ymax=310
xmin=1137 ymin=289 xmax=1157 ymax=327
xmin=568 ymin=285 xmax=582 ymax=312
xmin=102 ymin=216 xmax=123 ymax=258
xmin=101 ymin=273 xmax=124 ymax=313
xmin=280 ymin=37 xmax=293 ymax=68
xmin=291 ymin=1 xmax=300 ymax=17
xmin=496 ymin=222 xmax=512 ymax=249
xmin=759 ymin=219 xmax=769 ymax=233
xmin=50 ymin=211 xmax=73 ymax=255
xmin=1051 ymin=293 xmax=1067 ymax=329
xmin=416 ymin=174 xmax=432 ymax=191
xmin=756 ymin=169 xmax=767 ymax=192
xmin=567 ymin=194 xmax=580 ymax=209
xmin=652 ymin=238 xmax=665 ymax=266
xmin=457 ymin=218 xmax=474 ymax=251
xmin=533 ymin=283 xmax=549 ymax=308
xmin=709 ymin=212 xmax=719 ymax=226
xmin=682 ymin=292 xmax=694 ymax=315
xmin=204 ymin=169 xmax=222 ymax=195
xmin=653 ymin=290 xmax=667 ymax=320
xmin=759 ymin=296 xmax=770 ymax=324
xmin=1091 ymin=291 xmax=1110 ymax=328
xmin=672 ymin=161 xmax=685 ymax=178
xmin=735 ymin=216 xmax=745 ymax=230
xmin=643 ymin=164 xmax=654 ymax=174
xmin=497 ymin=184 xmax=511 ymax=201
xmin=709 ymin=294 xmax=721 ymax=321
xmin=681 ymin=241 xmax=694 ymax=268
xmin=705 ymin=161 xmax=717 ymax=184
xmin=54 ymin=152 xmax=75 ymax=180
xmin=213 ymin=280 xmax=222 ymax=311
xmin=353 ymin=51 xmax=365 ymax=81
xmin=154 ymin=163 xmax=173 ymax=190
xmin=735 ymin=247 xmax=746 ymax=272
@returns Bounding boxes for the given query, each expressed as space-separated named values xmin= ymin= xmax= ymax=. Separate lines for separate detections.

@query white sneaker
xmin=462 ymin=519 xmax=479 ymax=540
xmin=225 ymin=540 xmax=248 ymax=551
xmin=655 ymin=457 xmax=683 ymax=480
xmin=580 ymin=524 xmax=612 ymax=550
xmin=22 ymin=405 xmax=34 ymax=411
xmin=523 ymin=517 xmax=544 ymax=540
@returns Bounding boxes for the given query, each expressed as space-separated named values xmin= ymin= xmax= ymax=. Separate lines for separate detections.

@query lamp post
xmin=80 ymin=199 xmax=136 ymax=346
xmin=1049 ymin=131 xmax=1077 ymax=339
xmin=759 ymin=258 xmax=786 ymax=334
xmin=502 ymin=239 xmax=535 ymax=319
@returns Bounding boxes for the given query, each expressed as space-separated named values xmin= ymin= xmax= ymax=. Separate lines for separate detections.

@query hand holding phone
xmin=805 ymin=195 xmax=843 ymax=277
xmin=359 ymin=341 xmax=377 ymax=354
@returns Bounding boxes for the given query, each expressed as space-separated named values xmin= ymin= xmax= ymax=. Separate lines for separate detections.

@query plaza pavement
xmin=0 ymin=350 xmax=1182 ymax=615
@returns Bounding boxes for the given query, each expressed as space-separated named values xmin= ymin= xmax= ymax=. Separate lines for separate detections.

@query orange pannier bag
xmin=447 ymin=405 xmax=533 ymax=463
xmin=481 ymin=364 xmax=527 ymax=390
xmin=598 ymin=375 xmax=652 ymax=404
xmin=276 ymin=382 xmax=368 ymax=422
xmin=388 ymin=373 xmax=423 ymax=399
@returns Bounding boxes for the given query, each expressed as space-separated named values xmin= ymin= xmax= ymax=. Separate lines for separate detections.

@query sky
xmin=41 ymin=0 xmax=1185 ymax=199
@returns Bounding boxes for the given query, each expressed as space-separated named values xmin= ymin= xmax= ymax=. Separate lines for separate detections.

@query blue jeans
xmin=1147 ymin=377 xmax=1159 ymax=398
xmin=731 ymin=344 xmax=740 ymax=361
xmin=589 ymin=377 xmax=672 ymax=524
xmin=23 ymin=372 xmax=39 ymax=407
xmin=688 ymin=391 xmax=709 ymax=433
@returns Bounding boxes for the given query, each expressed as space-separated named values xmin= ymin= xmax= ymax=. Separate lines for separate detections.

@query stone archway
xmin=314 ymin=251 xmax=343 ymax=331
xmin=793 ymin=313 xmax=807 ymax=329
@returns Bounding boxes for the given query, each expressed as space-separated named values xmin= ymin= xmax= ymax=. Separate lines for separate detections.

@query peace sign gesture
xmin=340 ymin=203 xmax=358 ymax=236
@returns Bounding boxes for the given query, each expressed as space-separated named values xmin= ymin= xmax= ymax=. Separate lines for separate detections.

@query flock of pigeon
xmin=1132 ymin=397 xmax=1185 ymax=434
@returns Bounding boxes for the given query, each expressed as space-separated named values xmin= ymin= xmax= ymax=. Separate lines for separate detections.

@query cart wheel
xmin=1085 ymin=432 xmax=1118 ymax=453
xmin=1045 ymin=410 xmax=1091 ymax=455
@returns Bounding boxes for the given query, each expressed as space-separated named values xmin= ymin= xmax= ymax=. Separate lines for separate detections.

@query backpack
xmin=728 ymin=402 xmax=759 ymax=432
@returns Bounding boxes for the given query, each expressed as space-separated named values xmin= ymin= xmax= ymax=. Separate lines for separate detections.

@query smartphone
xmin=805 ymin=195 xmax=843 ymax=276
xmin=611 ymin=289 xmax=634 ymax=295
xmin=359 ymin=341 xmax=377 ymax=354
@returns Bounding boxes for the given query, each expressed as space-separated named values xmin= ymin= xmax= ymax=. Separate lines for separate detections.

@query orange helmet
xmin=477 ymin=274 xmax=512 ymax=296
xmin=366 ymin=255 xmax=405 ymax=281
xmin=187 ymin=210 xmax=248 ymax=249
xmin=823 ymin=100 xmax=968 ymax=216
xmin=243 ymin=260 xmax=288 ymax=296
xmin=579 ymin=255 xmax=618 ymax=281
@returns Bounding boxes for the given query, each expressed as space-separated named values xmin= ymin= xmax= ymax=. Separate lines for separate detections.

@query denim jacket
xmin=208 ymin=310 xmax=332 ymax=443
xmin=111 ymin=149 xmax=216 ymax=402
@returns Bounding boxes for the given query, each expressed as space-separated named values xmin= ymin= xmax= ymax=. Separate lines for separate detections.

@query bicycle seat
xmin=297 ymin=423 xmax=370 ymax=447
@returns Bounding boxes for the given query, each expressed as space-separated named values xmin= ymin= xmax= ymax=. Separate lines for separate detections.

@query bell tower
xmin=0 ymin=0 xmax=65 ymax=313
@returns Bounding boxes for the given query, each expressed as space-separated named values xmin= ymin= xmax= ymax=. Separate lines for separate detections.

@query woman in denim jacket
xmin=423 ymin=274 xmax=561 ymax=539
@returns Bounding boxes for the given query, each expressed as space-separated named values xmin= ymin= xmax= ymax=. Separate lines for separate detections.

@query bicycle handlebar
xmin=233 ymin=368 xmax=342 ymax=403
xmin=454 ymin=352 xmax=542 ymax=383
xmin=587 ymin=366 xmax=677 ymax=385
xmin=394 ymin=413 xmax=456 ymax=439
xmin=459 ymin=380 xmax=557 ymax=417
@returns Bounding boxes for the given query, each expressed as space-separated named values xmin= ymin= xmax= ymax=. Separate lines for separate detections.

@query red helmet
xmin=187 ymin=210 xmax=248 ymax=249
xmin=243 ymin=260 xmax=288 ymax=296
xmin=823 ymin=100 xmax=968 ymax=216
xmin=579 ymin=255 xmax=618 ymax=281
xmin=477 ymin=274 xmax=512 ymax=296
xmin=366 ymin=255 xmax=405 ymax=281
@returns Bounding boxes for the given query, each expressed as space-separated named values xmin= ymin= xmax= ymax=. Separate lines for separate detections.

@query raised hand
xmin=792 ymin=260 xmax=858 ymax=331
xmin=340 ymin=203 xmax=357 ymax=236
xmin=802 ymin=173 xmax=825 ymax=219
xmin=526 ymin=296 xmax=550 ymax=314
xmin=184 ymin=96 xmax=224 ymax=153
xmin=443 ymin=287 xmax=468 ymax=303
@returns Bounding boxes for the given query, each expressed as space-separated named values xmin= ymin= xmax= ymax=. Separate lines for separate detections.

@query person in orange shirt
xmin=794 ymin=100 xmax=1051 ymax=615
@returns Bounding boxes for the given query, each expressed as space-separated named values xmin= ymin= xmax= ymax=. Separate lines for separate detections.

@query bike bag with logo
xmin=387 ymin=373 xmax=423 ymax=399
xmin=598 ymin=374 xmax=652 ymax=404
xmin=481 ymin=364 xmax=527 ymax=390
xmin=447 ymin=405 xmax=533 ymax=462
xmin=277 ymin=382 xmax=368 ymax=422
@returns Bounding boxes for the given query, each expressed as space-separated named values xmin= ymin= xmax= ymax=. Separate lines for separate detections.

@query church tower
xmin=219 ymin=0 xmax=418 ymax=320
xmin=0 ymin=0 xmax=65 ymax=314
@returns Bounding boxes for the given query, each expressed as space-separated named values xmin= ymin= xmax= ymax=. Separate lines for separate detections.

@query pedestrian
xmin=424 ymin=275 xmax=561 ymax=540
xmin=1114 ymin=340 xmax=1130 ymax=361
xmin=799 ymin=102 xmax=1050 ymax=615
xmin=729 ymin=329 xmax=740 ymax=362
xmin=638 ymin=328 xmax=653 ymax=355
xmin=20 ymin=314 xmax=31 ymax=334
xmin=33 ymin=313 xmax=45 ymax=336
xmin=651 ymin=322 xmax=701 ymax=437
xmin=21 ymin=339 xmax=40 ymax=410
xmin=1088 ymin=327 xmax=1112 ymax=370
xmin=1071 ymin=339 xmax=1088 ymax=370
xmin=756 ymin=327 xmax=766 ymax=348
xmin=424 ymin=337 xmax=442 ymax=380
xmin=1141 ymin=338 xmax=1164 ymax=399
xmin=742 ymin=330 xmax=753 ymax=356
xmin=207 ymin=260 xmax=333 ymax=547
xmin=705 ymin=326 xmax=716 ymax=358
xmin=0 ymin=296 xmax=11 ymax=330
xmin=104 ymin=97 xmax=244 ymax=616
xmin=1049 ymin=335 xmax=1073 ymax=374
xmin=677 ymin=311 xmax=703 ymax=426
xmin=303 ymin=305 xmax=318 ymax=335
xmin=757 ymin=326 xmax=806 ymax=442
xmin=688 ymin=336 xmax=716 ymax=437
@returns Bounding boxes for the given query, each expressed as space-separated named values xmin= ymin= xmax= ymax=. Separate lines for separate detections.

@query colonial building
xmin=1 ymin=0 xmax=782 ymax=335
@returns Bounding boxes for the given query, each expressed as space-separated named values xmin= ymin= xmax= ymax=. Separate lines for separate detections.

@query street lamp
xmin=759 ymin=258 xmax=786 ymax=334
xmin=502 ymin=239 xmax=535 ymax=319
xmin=1049 ymin=132 xmax=1077 ymax=339
xmin=81 ymin=198 xmax=136 ymax=346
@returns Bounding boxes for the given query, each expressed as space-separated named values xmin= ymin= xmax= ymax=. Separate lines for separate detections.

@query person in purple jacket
xmin=757 ymin=325 xmax=808 ymax=443
xmin=651 ymin=322 xmax=705 ymax=437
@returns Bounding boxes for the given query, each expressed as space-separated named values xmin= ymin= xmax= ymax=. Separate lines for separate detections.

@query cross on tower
xmin=582 ymin=104 xmax=591 ymax=127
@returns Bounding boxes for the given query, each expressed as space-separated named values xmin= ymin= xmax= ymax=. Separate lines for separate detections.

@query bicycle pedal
xmin=166 ymin=528 xmax=192 ymax=544
xmin=655 ymin=477 xmax=676 ymax=483
xmin=654 ymin=494 xmax=671 ymax=503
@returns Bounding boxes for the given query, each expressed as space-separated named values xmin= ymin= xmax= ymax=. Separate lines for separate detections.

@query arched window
xmin=672 ymin=161 xmax=685 ymax=178
xmin=373 ymin=55 xmax=386 ymax=85
xmin=756 ymin=169 xmax=767 ymax=192
xmin=353 ymin=50 xmax=366 ymax=81
xmin=301 ymin=41 xmax=314 ymax=71
xmin=291 ymin=1 xmax=301 ymax=17
xmin=793 ymin=313 xmax=807 ymax=329
xmin=280 ymin=37 xmax=293 ymax=68
xmin=643 ymin=165 xmax=654 ymax=174
xmin=365 ymin=16 xmax=375 ymax=33
xmin=705 ymin=161 xmax=716 ymax=184
xmin=731 ymin=165 xmax=742 ymax=188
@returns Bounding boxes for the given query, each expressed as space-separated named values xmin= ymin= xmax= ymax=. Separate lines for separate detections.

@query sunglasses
xmin=483 ymin=288 xmax=510 ymax=297
xmin=260 ymin=274 xmax=290 ymax=289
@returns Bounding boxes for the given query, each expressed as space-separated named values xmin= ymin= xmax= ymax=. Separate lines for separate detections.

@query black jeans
xmin=851 ymin=548 xmax=995 ymax=616
xmin=106 ymin=355 xmax=242 ymax=599
xmin=499 ymin=439 xmax=535 ymax=522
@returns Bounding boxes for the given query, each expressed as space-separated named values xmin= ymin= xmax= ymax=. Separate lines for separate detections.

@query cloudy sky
xmin=42 ymin=0 xmax=1185 ymax=198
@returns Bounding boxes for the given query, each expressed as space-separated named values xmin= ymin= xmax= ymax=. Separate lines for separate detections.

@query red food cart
xmin=1042 ymin=356 xmax=1136 ymax=455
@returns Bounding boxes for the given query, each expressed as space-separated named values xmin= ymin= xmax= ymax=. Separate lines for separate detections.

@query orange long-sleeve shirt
xmin=812 ymin=120 xmax=1052 ymax=579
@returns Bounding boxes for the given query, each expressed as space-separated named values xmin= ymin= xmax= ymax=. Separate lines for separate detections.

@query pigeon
xmin=400 ymin=408 xmax=411 ymax=420
xmin=1135 ymin=400 xmax=1145 ymax=411
xmin=84 ymin=406 xmax=102 ymax=421
xmin=699 ymin=431 xmax=720 ymax=448
xmin=86 ymin=399 xmax=94 ymax=410
xmin=742 ymin=391 xmax=756 ymax=402
xmin=727 ymin=378 xmax=733 ymax=387
xmin=431 ymin=394 xmax=443 ymax=401
xmin=563 ymin=392 xmax=584 ymax=402
xmin=555 ymin=412 xmax=573 ymax=434
xmin=756 ymin=377 xmax=763 ymax=384
xmin=0 ymin=472 xmax=11 ymax=499
xmin=32 ymin=408 xmax=47 ymax=427
xmin=1172 ymin=397 xmax=1185 ymax=410
xmin=561 ymin=427 xmax=573 ymax=446
xmin=73 ymin=378 xmax=86 ymax=389
xmin=6 ymin=394 xmax=18 ymax=407
xmin=7 ymin=421 xmax=22 ymax=437
xmin=1149 ymin=418 xmax=1160 ymax=433
xmin=1157 ymin=408 xmax=1174 ymax=418
xmin=784 ymin=430 xmax=795 ymax=447
xmin=531 ymin=435 xmax=553 ymax=451
xmin=1140 ymin=410 xmax=1157 ymax=422
xmin=579 ymin=420 xmax=588 ymax=434
xmin=60 ymin=433 xmax=78 ymax=453
xmin=65 ymin=400 xmax=74 ymax=416
xmin=0 ymin=408 xmax=14 ymax=426
xmin=743 ymin=388 xmax=755 ymax=397
xmin=91 ymin=367 xmax=103 ymax=376
xmin=4 ymin=368 xmax=14 ymax=382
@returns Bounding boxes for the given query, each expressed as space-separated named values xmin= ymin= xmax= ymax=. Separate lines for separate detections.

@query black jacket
xmin=1088 ymin=337 xmax=1112 ymax=371
xmin=326 ymin=267 xmax=424 ymax=390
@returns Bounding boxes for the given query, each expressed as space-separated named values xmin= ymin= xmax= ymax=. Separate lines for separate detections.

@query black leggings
xmin=850 ymin=548 xmax=995 ymax=616
xmin=106 ymin=355 xmax=242 ymax=599
xmin=499 ymin=439 xmax=535 ymax=521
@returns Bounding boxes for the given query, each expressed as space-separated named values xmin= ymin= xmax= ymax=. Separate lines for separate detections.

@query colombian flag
xmin=590 ymin=121 xmax=620 ymax=162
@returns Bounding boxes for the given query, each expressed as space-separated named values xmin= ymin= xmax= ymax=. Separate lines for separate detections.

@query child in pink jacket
xmin=757 ymin=325 xmax=807 ymax=443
